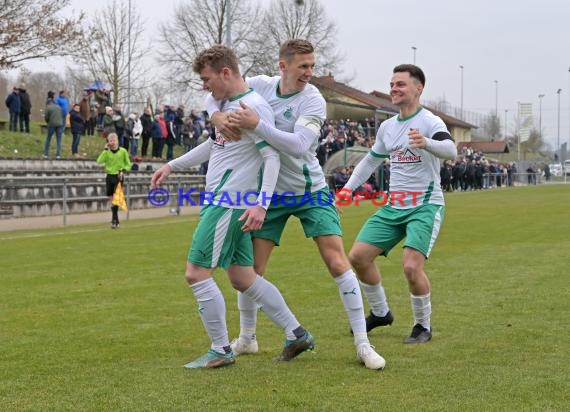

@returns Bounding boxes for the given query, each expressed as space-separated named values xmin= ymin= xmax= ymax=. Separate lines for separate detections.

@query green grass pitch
xmin=1 ymin=185 xmax=569 ymax=411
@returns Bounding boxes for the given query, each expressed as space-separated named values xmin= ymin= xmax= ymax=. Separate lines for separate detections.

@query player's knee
xmin=348 ymin=249 xmax=366 ymax=269
xmin=253 ymin=263 xmax=266 ymax=276
xmin=402 ymin=261 xmax=424 ymax=284
xmin=229 ymin=277 xmax=246 ymax=292
xmin=184 ymin=268 xmax=200 ymax=285
xmin=328 ymin=258 xmax=350 ymax=277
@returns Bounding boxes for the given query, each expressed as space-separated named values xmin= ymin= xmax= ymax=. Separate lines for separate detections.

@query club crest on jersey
xmin=283 ymin=106 xmax=294 ymax=120
xmin=392 ymin=148 xmax=422 ymax=163
xmin=214 ymin=131 xmax=226 ymax=147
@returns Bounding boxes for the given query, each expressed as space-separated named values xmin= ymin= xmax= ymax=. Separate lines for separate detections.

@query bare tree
xmin=483 ymin=112 xmax=501 ymax=140
xmin=260 ymin=0 xmax=343 ymax=77
xmin=0 ymin=0 xmax=86 ymax=70
xmin=159 ymin=0 xmax=269 ymax=88
xmin=72 ymin=0 xmax=148 ymax=107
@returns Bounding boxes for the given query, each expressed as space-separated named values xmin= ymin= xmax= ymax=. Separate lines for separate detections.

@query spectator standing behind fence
xmin=69 ymin=103 xmax=85 ymax=158
xmin=113 ymin=104 xmax=127 ymax=151
xmin=18 ymin=84 xmax=31 ymax=133
xmin=79 ymin=92 xmax=91 ymax=135
xmin=126 ymin=112 xmax=143 ymax=158
xmin=43 ymin=91 xmax=64 ymax=159
xmin=55 ymin=91 xmax=70 ymax=128
xmin=163 ymin=105 xmax=177 ymax=161
xmin=97 ymin=133 xmax=131 ymax=229
xmin=140 ymin=107 xmax=153 ymax=159
xmin=181 ymin=116 xmax=196 ymax=153
xmin=102 ymin=106 xmax=116 ymax=137
xmin=175 ymin=104 xmax=185 ymax=145
xmin=95 ymin=89 xmax=111 ymax=128
xmin=87 ymin=103 xmax=98 ymax=136
xmin=5 ymin=86 xmax=20 ymax=132
xmin=150 ymin=114 xmax=165 ymax=160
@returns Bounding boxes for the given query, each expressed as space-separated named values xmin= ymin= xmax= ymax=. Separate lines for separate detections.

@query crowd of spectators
xmin=441 ymin=146 xmax=518 ymax=191
xmin=317 ymin=118 xmax=376 ymax=166
xmin=2 ymin=85 xmax=554 ymax=191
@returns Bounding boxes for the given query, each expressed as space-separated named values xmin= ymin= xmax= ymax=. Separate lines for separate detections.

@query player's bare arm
xmin=150 ymin=164 xmax=172 ymax=188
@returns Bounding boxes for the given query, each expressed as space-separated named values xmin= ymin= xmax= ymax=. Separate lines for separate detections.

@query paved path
xmin=0 ymin=206 xmax=201 ymax=232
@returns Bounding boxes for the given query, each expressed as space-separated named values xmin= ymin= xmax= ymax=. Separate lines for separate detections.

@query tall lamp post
xmin=504 ymin=109 xmax=508 ymax=139
xmin=493 ymin=80 xmax=499 ymax=119
xmin=538 ymin=94 xmax=545 ymax=138
xmin=459 ymin=65 xmax=464 ymax=120
xmin=411 ymin=46 xmax=417 ymax=64
xmin=126 ymin=0 xmax=132 ymax=115
xmin=225 ymin=0 xmax=232 ymax=47
xmin=557 ymin=88 xmax=562 ymax=160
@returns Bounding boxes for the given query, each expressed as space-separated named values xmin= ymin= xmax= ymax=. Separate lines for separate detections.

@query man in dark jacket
xmin=5 ymin=87 xmax=20 ymax=132
xmin=139 ymin=106 xmax=153 ymax=158
xmin=18 ymin=84 xmax=32 ymax=133
xmin=69 ymin=103 xmax=85 ymax=158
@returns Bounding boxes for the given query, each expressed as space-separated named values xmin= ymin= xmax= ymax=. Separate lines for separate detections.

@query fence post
xmin=63 ymin=179 xmax=67 ymax=226
xmin=176 ymin=177 xmax=181 ymax=216
xmin=126 ymin=175 xmax=130 ymax=221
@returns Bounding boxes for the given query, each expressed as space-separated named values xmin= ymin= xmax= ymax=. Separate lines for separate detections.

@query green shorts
xmin=252 ymin=188 xmax=342 ymax=245
xmin=188 ymin=205 xmax=254 ymax=269
xmin=355 ymin=204 xmax=445 ymax=258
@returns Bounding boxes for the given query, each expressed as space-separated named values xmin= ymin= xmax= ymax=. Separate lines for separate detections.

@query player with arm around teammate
xmin=207 ymin=39 xmax=385 ymax=370
xmin=151 ymin=45 xmax=314 ymax=368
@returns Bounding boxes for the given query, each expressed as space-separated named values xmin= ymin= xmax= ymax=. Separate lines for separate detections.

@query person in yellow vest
xmin=97 ymin=133 xmax=131 ymax=228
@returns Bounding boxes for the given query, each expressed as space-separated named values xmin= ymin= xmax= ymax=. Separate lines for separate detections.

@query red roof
xmin=309 ymin=75 xmax=476 ymax=129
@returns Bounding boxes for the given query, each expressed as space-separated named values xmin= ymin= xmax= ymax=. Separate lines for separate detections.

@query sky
xmin=23 ymin=0 xmax=570 ymax=149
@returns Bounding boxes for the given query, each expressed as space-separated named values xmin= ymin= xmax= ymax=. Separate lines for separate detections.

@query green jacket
xmin=96 ymin=147 xmax=132 ymax=175
xmin=103 ymin=114 xmax=116 ymax=134
xmin=44 ymin=100 xmax=64 ymax=127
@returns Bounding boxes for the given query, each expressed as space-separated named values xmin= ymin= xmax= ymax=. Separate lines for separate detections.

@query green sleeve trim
xmin=370 ymin=150 xmax=389 ymax=158
xmin=256 ymin=141 xmax=270 ymax=149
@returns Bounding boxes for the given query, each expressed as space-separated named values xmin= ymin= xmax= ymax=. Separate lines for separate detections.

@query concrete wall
xmin=0 ymin=159 xmax=204 ymax=219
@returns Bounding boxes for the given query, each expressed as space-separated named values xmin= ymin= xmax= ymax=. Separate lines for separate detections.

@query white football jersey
xmin=247 ymin=75 xmax=327 ymax=195
xmin=371 ymin=107 xmax=449 ymax=208
xmin=205 ymin=89 xmax=275 ymax=209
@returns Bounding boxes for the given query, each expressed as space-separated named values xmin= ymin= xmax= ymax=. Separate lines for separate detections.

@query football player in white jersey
xmin=151 ymin=45 xmax=314 ymax=369
xmin=340 ymin=64 xmax=458 ymax=344
xmin=208 ymin=39 xmax=385 ymax=370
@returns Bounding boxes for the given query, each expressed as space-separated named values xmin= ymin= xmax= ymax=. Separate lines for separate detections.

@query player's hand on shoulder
xmin=228 ymin=101 xmax=260 ymax=131
xmin=211 ymin=111 xmax=241 ymax=141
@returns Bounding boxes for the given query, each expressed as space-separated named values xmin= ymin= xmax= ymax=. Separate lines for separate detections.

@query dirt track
xmin=0 ymin=206 xmax=201 ymax=232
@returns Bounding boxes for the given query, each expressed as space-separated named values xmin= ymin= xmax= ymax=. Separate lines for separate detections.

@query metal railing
xmin=0 ymin=172 xmax=206 ymax=225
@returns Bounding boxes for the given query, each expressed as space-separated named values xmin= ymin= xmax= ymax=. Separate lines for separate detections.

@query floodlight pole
xmin=225 ymin=0 xmax=232 ymax=47
xmin=127 ymin=0 xmax=132 ymax=115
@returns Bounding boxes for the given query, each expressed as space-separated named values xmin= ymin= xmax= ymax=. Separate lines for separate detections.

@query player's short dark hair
xmin=192 ymin=45 xmax=240 ymax=74
xmin=393 ymin=64 xmax=425 ymax=87
xmin=279 ymin=39 xmax=314 ymax=61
